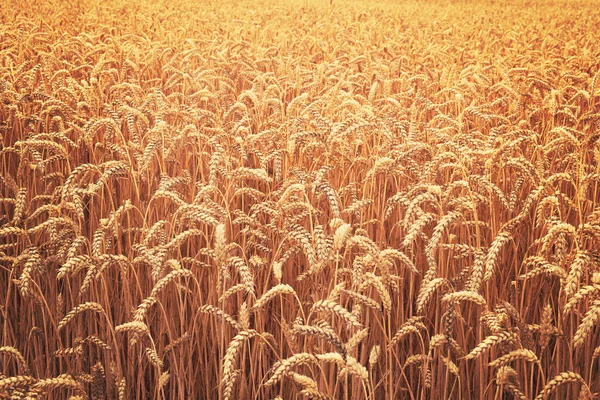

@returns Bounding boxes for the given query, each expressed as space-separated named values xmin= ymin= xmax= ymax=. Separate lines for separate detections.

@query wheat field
xmin=1 ymin=0 xmax=599 ymax=398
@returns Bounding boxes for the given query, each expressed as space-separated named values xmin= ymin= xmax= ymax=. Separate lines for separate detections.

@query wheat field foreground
xmin=1 ymin=0 xmax=599 ymax=398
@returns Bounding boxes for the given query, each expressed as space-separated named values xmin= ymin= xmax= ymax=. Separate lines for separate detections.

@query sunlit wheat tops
xmin=1 ymin=0 xmax=600 ymax=398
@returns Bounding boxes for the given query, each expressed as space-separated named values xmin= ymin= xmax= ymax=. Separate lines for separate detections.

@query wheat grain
xmin=311 ymin=299 xmax=362 ymax=328
xmin=0 ymin=347 xmax=29 ymax=374
xmin=58 ymin=302 xmax=105 ymax=331
xmin=264 ymin=353 xmax=318 ymax=387
xmin=572 ymin=299 xmax=600 ymax=348
xmin=488 ymin=349 xmax=539 ymax=368
xmin=464 ymin=332 xmax=516 ymax=360
xmin=221 ymin=330 xmax=259 ymax=399
xmin=252 ymin=284 xmax=297 ymax=311
xmin=442 ymin=291 xmax=487 ymax=306
xmin=534 ymin=371 xmax=586 ymax=400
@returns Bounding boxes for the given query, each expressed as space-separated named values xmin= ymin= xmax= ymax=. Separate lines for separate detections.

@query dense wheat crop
xmin=1 ymin=0 xmax=600 ymax=398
